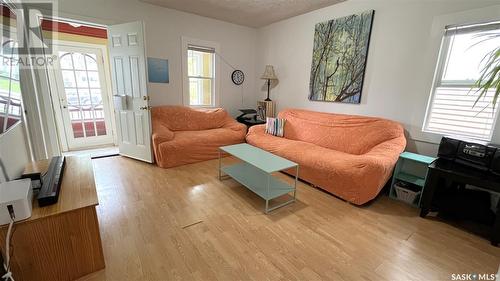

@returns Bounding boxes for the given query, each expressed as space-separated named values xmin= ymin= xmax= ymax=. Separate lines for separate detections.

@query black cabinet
xmin=420 ymin=159 xmax=500 ymax=245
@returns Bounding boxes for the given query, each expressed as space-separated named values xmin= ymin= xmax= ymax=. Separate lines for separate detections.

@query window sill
xmin=421 ymin=128 xmax=491 ymax=142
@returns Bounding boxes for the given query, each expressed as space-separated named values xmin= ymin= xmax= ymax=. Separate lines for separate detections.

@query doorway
xmin=42 ymin=19 xmax=152 ymax=161
xmin=48 ymin=42 xmax=116 ymax=152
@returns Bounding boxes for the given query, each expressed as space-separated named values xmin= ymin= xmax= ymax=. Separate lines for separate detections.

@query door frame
xmin=47 ymin=40 xmax=117 ymax=151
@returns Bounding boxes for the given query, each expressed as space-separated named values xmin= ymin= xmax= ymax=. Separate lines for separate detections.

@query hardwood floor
xmin=79 ymin=156 xmax=500 ymax=281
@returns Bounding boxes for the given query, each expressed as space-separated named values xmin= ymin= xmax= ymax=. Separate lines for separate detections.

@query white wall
xmin=48 ymin=0 xmax=500 ymax=157
xmin=255 ymin=0 xmax=500 ymax=156
xmin=57 ymin=0 xmax=258 ymax=116
xmin=0 ymin=123 xmax=30 ymax=182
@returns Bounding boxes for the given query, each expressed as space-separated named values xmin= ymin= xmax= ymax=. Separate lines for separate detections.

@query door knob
xmin=139 ymin=106 xmax=151 ymax=110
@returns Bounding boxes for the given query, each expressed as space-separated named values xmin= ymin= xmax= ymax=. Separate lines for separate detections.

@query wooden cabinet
xmin=0 ymin=157 xmax=105 ymax=281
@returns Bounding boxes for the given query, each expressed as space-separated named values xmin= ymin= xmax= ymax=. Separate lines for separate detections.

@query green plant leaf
xmin=473 ymin=34 xmax=500 ymax=112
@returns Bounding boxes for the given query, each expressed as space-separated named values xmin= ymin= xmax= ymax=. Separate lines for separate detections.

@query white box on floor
xmin=0 ymin=178 xmax=33 ymax=225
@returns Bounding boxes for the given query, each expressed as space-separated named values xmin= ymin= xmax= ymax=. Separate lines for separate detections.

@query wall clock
xmin=231 ymin=70 xmax=245 ymax=85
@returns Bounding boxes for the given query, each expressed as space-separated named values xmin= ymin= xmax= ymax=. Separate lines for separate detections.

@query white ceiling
xmin=140 ymin=0 xmax=346 ymax=28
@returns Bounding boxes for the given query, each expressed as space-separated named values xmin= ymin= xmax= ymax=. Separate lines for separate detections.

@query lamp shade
xmin=261 ymin=65 xmax=277 ymax=80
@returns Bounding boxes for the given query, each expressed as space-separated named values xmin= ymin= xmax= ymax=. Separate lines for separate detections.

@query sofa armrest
xmin=361 ymin=135 xmax=407 ymax=172
xmin=365 ymin=136 xmax=406 ymax=158
xmin=152 ymin=123 xmax=175 ymax=145
xmin=222 ymin=118 xmax=247 ymax=132
xmin=247 ymin=124 xmax=266 ymax=134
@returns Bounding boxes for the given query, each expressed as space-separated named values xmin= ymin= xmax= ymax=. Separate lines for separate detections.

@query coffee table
xmin=218 ymin=143 xmax=299 ymax=213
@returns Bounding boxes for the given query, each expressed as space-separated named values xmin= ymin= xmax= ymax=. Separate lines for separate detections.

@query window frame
xmin=187 ymin=46 xmax=215 ymax=106
xmin=0 ymin=25 xmax=23 ymax=135
xmin=181 ymin=36 xmax=220 ymax=108
xmin=422 ymin=23 xmax=500 ymax=141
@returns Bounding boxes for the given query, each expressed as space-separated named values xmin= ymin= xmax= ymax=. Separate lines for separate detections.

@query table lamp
xmin=261 ymin=65 xmax=277 ymax=101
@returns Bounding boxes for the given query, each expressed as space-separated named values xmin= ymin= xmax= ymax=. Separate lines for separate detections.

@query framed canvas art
xmin=147 ymin=57 xmax=169 ymax=83
xmin=309 ymin=10 xmax=374 ymax=104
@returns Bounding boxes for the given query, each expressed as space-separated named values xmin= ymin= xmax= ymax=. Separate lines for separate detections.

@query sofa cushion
xmin=151 ymin=106 xmax=228 ymax=131
xmin=156 ymin=128 xmax=244 ymax=168
xmin=247 ymin=126 xmax=367 ymax=173
xmin=279 ymin=109 xmax=404 ymax=155
xmin=174 ymin=128 xmax=245 ymax=145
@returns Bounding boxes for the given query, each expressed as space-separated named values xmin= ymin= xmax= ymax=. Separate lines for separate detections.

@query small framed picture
xmin=147 ymin=57 xmax=169 ymax=83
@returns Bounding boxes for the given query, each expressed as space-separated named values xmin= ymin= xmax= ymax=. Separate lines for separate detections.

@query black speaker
xmin=490 ymin=150 xmax=500 ymax=175
xmin=438 ymin=137 xmax=460 ymax=160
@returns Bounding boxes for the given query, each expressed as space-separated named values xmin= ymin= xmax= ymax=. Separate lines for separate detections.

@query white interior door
xmin=49 ymin=44 xmax=115 ymax=151
xmin=108 ymin=21 xmax=152 ymax=162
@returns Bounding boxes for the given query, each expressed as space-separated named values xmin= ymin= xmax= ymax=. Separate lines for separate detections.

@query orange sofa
xmin=246 ymin=109 xmax=406 ymax=205
xmin=152 ymin=106 xmax=246 ymax=168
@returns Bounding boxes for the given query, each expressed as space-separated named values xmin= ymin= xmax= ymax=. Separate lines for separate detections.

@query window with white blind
xmin=423 ymin=21 xmax=500 ymax=141
xmin=181 ymin=37 xmax=220 ymax=107
xmin=187 ymin=45 xmax=215 ymax=106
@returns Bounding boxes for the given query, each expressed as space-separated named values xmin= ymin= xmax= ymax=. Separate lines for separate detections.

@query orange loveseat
xmin=246 ymin=109 xmax=406 ymax=205
xmin=152 ymin=106 xmax=246 ymax=168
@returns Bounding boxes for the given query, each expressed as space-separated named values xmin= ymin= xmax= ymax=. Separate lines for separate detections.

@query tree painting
xmin=309 ymin=10 xmax=374 ymax=103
